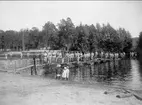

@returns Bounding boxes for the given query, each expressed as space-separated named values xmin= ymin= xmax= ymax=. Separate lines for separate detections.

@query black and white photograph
xmin=0 ymin=0 xmax=142 ymax=105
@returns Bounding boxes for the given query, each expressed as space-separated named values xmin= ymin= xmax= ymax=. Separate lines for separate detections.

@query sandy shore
xmin=0 ymin=72 xmax=142 ymax=105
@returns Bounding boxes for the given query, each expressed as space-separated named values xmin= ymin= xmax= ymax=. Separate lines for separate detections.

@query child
xmin=55 ymin=64 xmax=62 ymax=79
xmin=62 ymin=66 xmax=70 ymax=80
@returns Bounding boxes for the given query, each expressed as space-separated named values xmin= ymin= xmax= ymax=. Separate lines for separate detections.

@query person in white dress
xmin=62 ymin=66 xmax=70 ymax=80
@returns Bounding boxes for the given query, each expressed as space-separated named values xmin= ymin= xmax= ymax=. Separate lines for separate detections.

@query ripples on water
xmin=1 ymin=58 xmax=141 ymax=90
xmin=67 ymin=59 xmax=142 ymax=90
xmin=44 ymin=59 xmax=142 ymax=90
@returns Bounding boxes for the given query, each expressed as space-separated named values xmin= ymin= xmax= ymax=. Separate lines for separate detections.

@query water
xmin=68 ymin=59 xmax=142 ymax=90
xmin=1 ymin=58 xmax=141 ymax=90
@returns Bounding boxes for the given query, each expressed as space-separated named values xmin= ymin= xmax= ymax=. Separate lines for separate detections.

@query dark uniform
xmin=55 ymin=66 xmax=62 ymax=79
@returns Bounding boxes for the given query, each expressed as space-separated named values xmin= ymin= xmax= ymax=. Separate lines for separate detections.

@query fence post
xmin=33 ymin=56 xmax=37 ymax=75
xmin=31 ymin=66 xmax=33 ymax=75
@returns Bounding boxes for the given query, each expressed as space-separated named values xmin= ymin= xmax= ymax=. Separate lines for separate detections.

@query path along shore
xmin=0 ymin=71 xmax=142 ymax=105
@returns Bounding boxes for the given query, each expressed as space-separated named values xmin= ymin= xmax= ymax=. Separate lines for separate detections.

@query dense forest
xmin=137 ymin=32 xmax=142 ymax=58
xmin=0 ymin=17 xmax=132 ymax=54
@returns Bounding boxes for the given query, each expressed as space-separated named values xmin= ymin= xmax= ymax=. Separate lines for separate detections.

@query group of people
xmin=42 ymin=50 xmax=137 ymax=64
xmin=55 ymin=64 xmax=70 ymax=80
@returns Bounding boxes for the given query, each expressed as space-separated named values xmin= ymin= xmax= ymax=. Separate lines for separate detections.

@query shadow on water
xmin=68 ymin=59 xmax=142 ymax=90
xmin=44 ymin=59 xmax=142 ymax=90
xmin=138 ymin=60 xmax=142 ymax=78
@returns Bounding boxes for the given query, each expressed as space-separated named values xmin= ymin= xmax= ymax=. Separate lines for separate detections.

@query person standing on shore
xmin=55 ymin=64 xmax=62 ymax=79
xmin=62 ymin=66 xmax=70 ymax=80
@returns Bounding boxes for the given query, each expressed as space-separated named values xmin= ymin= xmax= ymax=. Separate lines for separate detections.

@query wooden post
xmin=33 ymin=57 xmax=37 ymax=75
xmin=31 ymin=66 xmax=33 ymax=75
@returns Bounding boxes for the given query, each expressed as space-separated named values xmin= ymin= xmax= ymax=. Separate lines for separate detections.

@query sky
xmin=0 ymin=1 xmax=142 ymax=37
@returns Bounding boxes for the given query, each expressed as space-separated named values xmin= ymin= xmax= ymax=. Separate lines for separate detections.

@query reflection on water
xmin=69 ymin=59 xmax=142 ymax=90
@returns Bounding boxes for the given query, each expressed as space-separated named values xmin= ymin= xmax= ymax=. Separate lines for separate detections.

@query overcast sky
xmin=0 ymin=1 xmax=142 ymax=37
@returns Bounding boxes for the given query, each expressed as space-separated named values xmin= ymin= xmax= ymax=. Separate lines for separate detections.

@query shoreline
xmin=0 ymin=72 xmax=142 ymax=105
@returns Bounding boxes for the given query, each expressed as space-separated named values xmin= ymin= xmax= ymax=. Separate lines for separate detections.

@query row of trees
xmin=137 ymin=32 xmax=142 ymax=59
xmin=0 ymin=17 xmax=132 ymax=55
xmin=137 ymin=32 xmax=142 ymax=50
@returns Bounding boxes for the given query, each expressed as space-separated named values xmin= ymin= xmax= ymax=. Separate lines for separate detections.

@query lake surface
xmin=1 ymin=58 xmax=141 ymax=90
xmin=67 ymin=59 xmax=142 ymax=90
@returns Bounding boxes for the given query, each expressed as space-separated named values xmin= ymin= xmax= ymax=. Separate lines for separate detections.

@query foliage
xmin=0 ymin=17 xmax=132 ymax=53
xmin=137 ymin=32 xmax=142 ymax=58
xmin=57 ymin=18 xmax=77 ymax=51
xmin=137 ymin=32 xmax=142 ymax=49
xmin=42 ymin=21 xmax=58 ymax=49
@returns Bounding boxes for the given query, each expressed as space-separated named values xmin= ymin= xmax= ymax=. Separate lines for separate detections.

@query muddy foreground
xmin=0 ymin=72 xmax=142 ymax=105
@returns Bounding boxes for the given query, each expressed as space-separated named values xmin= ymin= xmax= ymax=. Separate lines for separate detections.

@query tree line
xmin=0 ymin=17 xmax=132 ymax=55
xmin=137 ymin=32 xmax=142 ymax=59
